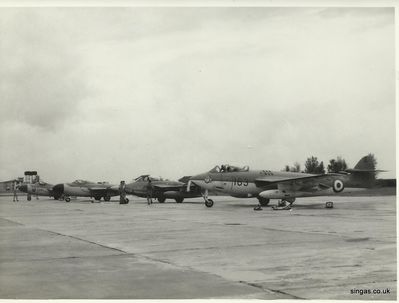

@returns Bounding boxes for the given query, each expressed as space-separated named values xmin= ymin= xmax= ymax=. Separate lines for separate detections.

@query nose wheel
xmin=202 ymin=190 xmax=214 ymax=207
xmin=205 ymin=199 xmax=214 ymax=208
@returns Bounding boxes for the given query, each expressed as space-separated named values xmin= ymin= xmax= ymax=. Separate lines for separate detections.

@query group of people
xmin=118 ymin=179 xmax=154 ymax=205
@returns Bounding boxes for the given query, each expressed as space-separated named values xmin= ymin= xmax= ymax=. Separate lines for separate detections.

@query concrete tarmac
xmin=0 ymin=195 xmax=396 ymax=299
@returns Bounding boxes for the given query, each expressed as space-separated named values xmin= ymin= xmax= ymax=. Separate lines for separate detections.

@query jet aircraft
xmin=52 ymin=180 xmax=121 ymax=202
xmin=188 ymin=155 xmax=381 ymax=207
xmin=125 ymin=175 xmax=201 ymax=203
xmin=18 ymin=181 xmax=58 ymax=201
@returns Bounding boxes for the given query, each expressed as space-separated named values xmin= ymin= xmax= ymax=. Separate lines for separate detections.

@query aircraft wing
xmin=255 ymin=173 xmax=343 ymax=192
xmin=89 ymin=186 xmax=119 ymax=195
xmin=152 ymin=184 xmax=184 ymax=191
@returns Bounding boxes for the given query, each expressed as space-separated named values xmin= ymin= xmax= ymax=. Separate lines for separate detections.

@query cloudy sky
xmin=0 ymin=7 xmax=395 ymax=183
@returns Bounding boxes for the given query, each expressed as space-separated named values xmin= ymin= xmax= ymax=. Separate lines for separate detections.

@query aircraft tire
xmin=175 ymin=198 xmax=184 ymax=203
xmin=205 ymin=199 xmax=214 ymax=208
xmin=94 ymin=196 xmax=102 ymax=201
xmin=257 ymin=197 xmax=270 ymax=206
xmin=65 ymin=197 xmax=71 ymax=203
xmin=158 ymin=197 xmax=166 ymax=203
xmin=278 ymin=200 xmax=287 ymax=207
xmin=27 ymin=196 xmax=31 ymax=201
xmin=104 ymin=195 xmax=111 ymax=202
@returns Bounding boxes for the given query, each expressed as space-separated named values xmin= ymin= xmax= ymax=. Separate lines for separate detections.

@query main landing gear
xmin=271 ymin=199 xmax=295 ymax=210
xmin=202 ymin=190 xmax=214 ymax=208
xmin=257 ymin=197 xmax=270 ymax=206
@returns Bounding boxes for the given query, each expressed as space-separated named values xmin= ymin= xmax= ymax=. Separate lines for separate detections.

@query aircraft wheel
xmin=27 ymin=196 xmax=31 ymax=201
xmin=278 ymin=200 xmax=287 ymax=207
xmin=257 ymin=197 xmax=270 ymax=206
xmin=158 ymin=197 xmax=166 ymax=203
xmin=94 ymin=196 xmax=102 ymax=201
xmin=325 ymin=201 xmax=334 ymax=208
xmin=205 ymin=199 xmax=214 ymax=208
xmin=104 ymin=195 xmax=111 ymax=202
xmin=65 ymin=197 xmax=71 ymax=203
xmin=175 ymin=197 xmax=184 ymax=203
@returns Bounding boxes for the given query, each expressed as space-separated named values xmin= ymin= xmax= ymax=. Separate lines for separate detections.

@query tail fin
xmin=346 ymin=155 xmax=385 ymax=173
xmin=353 ymin=155 xmax=376 ymax=171
xmin=345 ymin=155 xmax=385 ymax=188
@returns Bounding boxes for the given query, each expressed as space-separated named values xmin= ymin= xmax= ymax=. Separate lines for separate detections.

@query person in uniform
xmin=146 ymin=179 xmax=153 ymax=205
xmin=119 ymin=181 xmax=127 ymax=204
xmin=12 ymin=181 xmax=19 ymax=202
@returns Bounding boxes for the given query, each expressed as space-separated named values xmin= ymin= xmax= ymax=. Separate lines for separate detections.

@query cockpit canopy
xmin=72 ymin=179 xmax=91 ymax=185
xmin=209 ymin=165 xmax=249 ymax=173
xmin=134 ymin=175 xmax=164 ymax=182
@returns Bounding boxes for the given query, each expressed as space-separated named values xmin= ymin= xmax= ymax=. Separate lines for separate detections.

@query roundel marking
xmin=333 ymin=179 xmax=344 ymax=193
xmin=204 ymin=176 xmax=212 ymax=184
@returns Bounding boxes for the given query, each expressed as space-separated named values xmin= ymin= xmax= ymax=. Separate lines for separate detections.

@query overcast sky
xmin=0 ymin=7 xmax=395 ymax=183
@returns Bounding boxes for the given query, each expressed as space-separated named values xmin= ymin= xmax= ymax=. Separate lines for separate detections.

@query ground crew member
xmin=12 ymin=181 xmax=19 ymax=202
xmin=146 ymin=179 xmax=153 ymax=205
xmin=119 ymin=181 xmax=127 ymax=204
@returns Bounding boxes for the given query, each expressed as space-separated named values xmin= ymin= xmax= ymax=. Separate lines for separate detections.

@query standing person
xmin=146 ymin=179 xmax=153 ymax=205
xmin=12 ymin=181 xmax=19 ymax=202
xmin=119 ymin=181 xmax=127 ymax=204
xmin=35 ymin=176 xmax=40 ymax=200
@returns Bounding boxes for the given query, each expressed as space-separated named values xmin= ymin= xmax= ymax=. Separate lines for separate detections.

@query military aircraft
xmin=188 ymin=155 xmax=381 ymax=208
xmin=125 ymin=175 xmax=201 ymax=203
xmin=52 ymin=180 xmax=122 ymax=202
xmin=18 ymin=181 xmax=59 ymax=201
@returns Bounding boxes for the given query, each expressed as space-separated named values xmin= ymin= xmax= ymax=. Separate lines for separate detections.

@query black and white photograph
xmin=0 ymin=1 xmax=396 ymax=300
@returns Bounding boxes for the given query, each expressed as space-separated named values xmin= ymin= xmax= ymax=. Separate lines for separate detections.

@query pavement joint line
xmin=150 ymin=215 xmax=386 ymax=242
xmin=0 ymin=253 xmax=131 ymax=263
xmin=2 ymin=216 xmax=270 ymax=293
xmin=240 ymin=281 xmax=304 ymax=299
xmin=27 ymin=227 xmax=129 ymax=254
xmin=0 ymin=217 xmax=24 ymax=226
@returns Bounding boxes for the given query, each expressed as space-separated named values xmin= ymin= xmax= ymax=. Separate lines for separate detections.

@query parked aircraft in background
xmin=52 ymin=180 xmax=121 ymax=202
xmin=125 ymin=175 xmax=201 ymax=203
xmin=188 ymin=155 xmax=382 ymax=207
xmin=18 ymin=181 xmax=58 ymax=201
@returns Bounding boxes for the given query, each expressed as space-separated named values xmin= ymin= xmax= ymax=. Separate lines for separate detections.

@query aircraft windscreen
xmin=134 ymin=175 xmax=163 ymax=182
xmin=149 ymin=176 xmax=163 ymax=181
xmin=72 ymin=179 xmax=90 ymax=184
xmin=209 ymin=166 xmax=221 ymax=173
xmin=219 ymin=165 xmax=249 ymax=173
xmin=134 ymin=175 xmax=149 ymax=182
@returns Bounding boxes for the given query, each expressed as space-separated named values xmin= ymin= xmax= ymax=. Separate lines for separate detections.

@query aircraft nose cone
xmin=190 ymin=173 xmax=206 ymax=181
xmin=19 ymin=184 xmax=27 ymax=192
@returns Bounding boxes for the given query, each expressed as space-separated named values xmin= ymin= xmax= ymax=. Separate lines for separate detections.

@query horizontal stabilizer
xmin=346 ymin=169 xmax=386 ymax=173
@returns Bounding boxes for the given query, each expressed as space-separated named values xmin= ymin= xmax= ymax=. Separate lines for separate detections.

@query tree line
xmin=283 ymin=154 xmax=377 ymax=174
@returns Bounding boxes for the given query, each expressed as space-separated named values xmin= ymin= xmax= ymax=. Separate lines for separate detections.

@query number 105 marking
xmin=233 ymin=178 xmax=249 ymax=186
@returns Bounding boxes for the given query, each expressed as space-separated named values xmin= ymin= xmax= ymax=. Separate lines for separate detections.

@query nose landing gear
xmin=202 ymin=190 xmax=214 ymax=207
